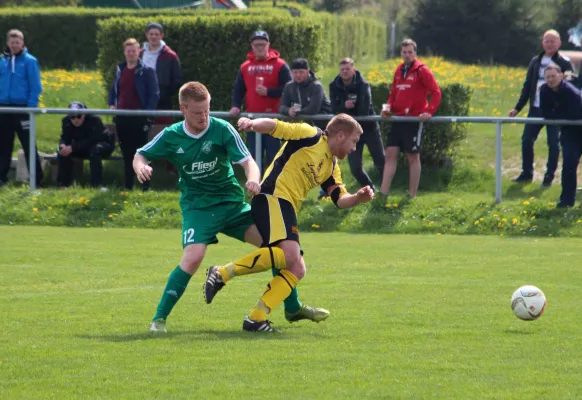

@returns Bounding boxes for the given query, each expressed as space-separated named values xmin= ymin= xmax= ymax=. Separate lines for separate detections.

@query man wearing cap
xmin=279 ymin=57 xmax=331 ymax=130
xmin=57 ymin=102 xmax=115 ymax=188
xmin=230 ymin=30 xmax=292 ymax=170
xmin=0 ymin=29 xmax=43 ymax=187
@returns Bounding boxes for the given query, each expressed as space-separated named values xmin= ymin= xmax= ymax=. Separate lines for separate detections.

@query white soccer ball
xmin=511 ymin=285 xmax=547 ymax=321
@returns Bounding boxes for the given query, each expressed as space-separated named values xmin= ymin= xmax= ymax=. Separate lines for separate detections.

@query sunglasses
xmin=70 ymin=115 xmax=83 ymax=120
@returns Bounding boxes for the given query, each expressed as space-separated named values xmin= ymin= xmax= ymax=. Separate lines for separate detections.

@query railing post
xmin=255 ymin=130 xmax=262 ymax=174
xmin=495 ymin=121 xmax=502 ymax=204
xmin=28 ymin=112 xmax=37 ymax=191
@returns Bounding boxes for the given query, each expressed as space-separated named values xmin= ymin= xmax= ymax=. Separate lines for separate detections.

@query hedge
xmin=370 ymin=82 xmax=473 ymax=166
xmin=0 ymin=4 xmax=385 ymax=69
xmin=97 ymin=16 xmax=322 ymax=111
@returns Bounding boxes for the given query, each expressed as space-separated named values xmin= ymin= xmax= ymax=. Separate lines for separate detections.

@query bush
xmin=0 ymin=5 xmax=385 ymax=69
xmin=370 ymin=82 xmax=472 ymax=166
xmin=97 ymin=16 xmax=323 ymax=111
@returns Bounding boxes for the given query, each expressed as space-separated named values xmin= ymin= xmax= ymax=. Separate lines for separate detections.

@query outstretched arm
xmin=336 ymin=186 xmax=374 ymax=209
xmin=237 ymin=117 xmax=277 ymax=134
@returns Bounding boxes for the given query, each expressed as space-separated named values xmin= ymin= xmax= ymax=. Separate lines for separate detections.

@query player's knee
xmin=406 ymin=153 xmax=420 ymax=164
xmin=285 ymin=260 xmax=306 ymax=280
xmin=180 ymin=248 xmax=205 ymax=274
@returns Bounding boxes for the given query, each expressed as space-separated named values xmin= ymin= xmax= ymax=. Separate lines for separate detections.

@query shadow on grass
xmin=76 ymin=329 xmax=292 ymax=342
xmin=503 ymin=328 xmax=537 ymax=335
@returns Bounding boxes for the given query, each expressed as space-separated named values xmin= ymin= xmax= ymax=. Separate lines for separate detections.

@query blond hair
xmin=179 ymin=82 xmax=211 ymax=104
xmin=7 ymin=29 xmax=24 ymax=40
xmin=326 ymin=113 xmax=362 ymax=136
xmin=123 ymin=38 xmax=139 ymax=48
xmin=339 ymin=58 xmax=354 ymax=67
xmin=543 ymin=29 xmax=560 ymax=40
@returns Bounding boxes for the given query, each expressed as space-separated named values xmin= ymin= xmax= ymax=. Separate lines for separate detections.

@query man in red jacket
xmin=230 ymin=30 xmax=292 ymax=170
xmin=380 ymin=39 xmax=441 ymax=198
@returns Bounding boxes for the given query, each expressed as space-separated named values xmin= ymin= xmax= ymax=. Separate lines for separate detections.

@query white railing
xmin=2 ymin=106 xmax=582 ymax=203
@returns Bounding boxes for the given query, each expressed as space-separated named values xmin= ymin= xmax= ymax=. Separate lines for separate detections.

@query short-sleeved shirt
xmin=137 ymin=117 xmax=251 ymax=209
xmin=261 ymin=120 xmax=348 ymax=213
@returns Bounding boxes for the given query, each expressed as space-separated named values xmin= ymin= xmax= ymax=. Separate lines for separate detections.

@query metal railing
xmin=2 ymin=106 xmax=582 ymax=203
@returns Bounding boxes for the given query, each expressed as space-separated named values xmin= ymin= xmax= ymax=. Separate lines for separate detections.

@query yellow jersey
xmin=260 ymin=120 xmax=348 ymax=212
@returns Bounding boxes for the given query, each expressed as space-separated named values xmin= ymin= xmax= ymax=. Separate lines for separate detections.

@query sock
xmin=249 ymin=269 xmax=299 ymax=321
xmin=218 ymin=247 xmax=286 ymax=283
xmin=152 ymin=265 xmax=192 ymax=321
xmin=273 ymin=267 xmax=301 ymax=314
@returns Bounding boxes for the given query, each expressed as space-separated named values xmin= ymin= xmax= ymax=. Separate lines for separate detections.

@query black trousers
xmin=0 ymin=110 xmax=44 ymax=185
xmin=57 ymin=142 xmax=114 ymax=187
xmin=559 ymin=128 xmax=582 ymax=206
xmin=115 ymin=116 xmax=151 ymax=190
xmin=347 ymin=124 xmax=385 ymax=189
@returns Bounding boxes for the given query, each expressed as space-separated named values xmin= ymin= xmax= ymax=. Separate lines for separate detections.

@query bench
xmin=10 ymin=123 xmax=166 ymax=183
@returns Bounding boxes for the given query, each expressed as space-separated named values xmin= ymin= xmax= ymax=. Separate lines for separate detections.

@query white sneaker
xmin=149 ymin=318 xmax=167 ymax=333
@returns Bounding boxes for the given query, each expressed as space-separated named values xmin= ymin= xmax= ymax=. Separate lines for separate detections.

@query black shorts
xmin=251 ymin=194 xmax=299 ymax=247
xmin=386 ymin=122 xmax=424 ymax=153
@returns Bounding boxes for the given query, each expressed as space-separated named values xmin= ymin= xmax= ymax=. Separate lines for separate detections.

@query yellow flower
xmin=531 ymin=216 xmax=535 ymax=220
xmin=48 ymin=206 xmax=52 ymax=211
xmin=474 ymin=220 xmax=479 ymax=225
xmin=529 ymin=196 xmax=535 ymax=200
xmin=311 ymin=224 xmax=320 ymax=229
xmin=436 ymin=233 xmax=441 ymax=236
xmin=548 ymin=234 xmax=552 ymax=237
xmin=512 ymin=218 xmax=518 ymax=225
xmin=31 ymin=197 xmax=37 ymax=201
xmin=33 ymin=207 xmax=38 ymax=213
xmin=393 ymin=203 xmax=398 ymax=208
xmin=385 ymin=204 xmax=391 ymax=208
xmin=124 ymin=201 xmax=128 ymax=204
xmin=497 ymin=222 xmax=502 ymax=227
xmin=112 ymin=202 xmax=117 ymax=206
xmin=108 ymin=214 xmax=113 ymax=218
xmin=577 ymin=220 xmax=582 ymax=223
xmin=548 ymin=202 xmax=554 ymax=206
xmin=501 ymin=218 xmax=507 ymax=223
xmin=33 ymin=218 xmax=38 ymax=222
xmin=479 ymin=217 xmax=484 ymax=221
xmin=523 ymin=201 xmax=529 ymax=205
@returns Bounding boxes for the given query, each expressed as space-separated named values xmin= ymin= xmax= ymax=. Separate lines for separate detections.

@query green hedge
xmin=98 ymin=16 xmax=322 ymax=111
xmin=370 ymin=83 xmax=473 ymax=166
xmin=0 ymin=7 xmax=292 ymax=68
xmin=0 ymin=5 xmax=385 ymax=69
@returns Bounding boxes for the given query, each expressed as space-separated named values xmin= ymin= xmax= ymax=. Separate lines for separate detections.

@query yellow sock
xmin=218 ymin=247 xmax=286 ymax=283
xmin=249 ymin=270 xmax=299 ymax=321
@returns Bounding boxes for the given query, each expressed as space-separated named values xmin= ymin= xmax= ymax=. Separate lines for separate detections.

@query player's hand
xmin=356 ymin=185 xmax=374 ymax=203
xmin=135 ymin=164 xmax=153 ymax=183
xmin=237 ymin=117 xmax=254 ymax=131
xmin=508 ymin=109 xmax=518 ymax=118
xmin=230 ymin=107 xmax=241 ymax=116
xmin=419 ymin=112 xmax=432 ymax=121
xmin=109 ymin=105 xmax=116 ymax=110
xmin=246 ymin=180 xmax=261 ymax=196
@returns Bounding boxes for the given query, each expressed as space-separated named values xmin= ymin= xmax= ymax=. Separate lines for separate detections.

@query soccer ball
xmin=510 ymin=285 xmax=547 ymax=321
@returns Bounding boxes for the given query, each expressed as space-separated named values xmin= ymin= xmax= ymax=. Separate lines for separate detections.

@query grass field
xmin=1 ymin=226 xmax=581 ymax=399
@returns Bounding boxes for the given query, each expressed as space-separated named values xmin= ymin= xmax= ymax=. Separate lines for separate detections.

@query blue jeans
xmin=559 ymin=128 xmax=582 ymax=206
xmin=246 ymin=131 xmax=281 ymax=171
xmin=521 ymin=107 xmax=560 ymax=177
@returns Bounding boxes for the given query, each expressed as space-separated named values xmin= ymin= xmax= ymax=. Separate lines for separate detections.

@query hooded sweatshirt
xmin=0 ymin=47 xmax=42 ymax=107
xmin=279 ymin=71 xmax=331 ymax=129
xmin=142 ymin=41 xmax=165 ymax=71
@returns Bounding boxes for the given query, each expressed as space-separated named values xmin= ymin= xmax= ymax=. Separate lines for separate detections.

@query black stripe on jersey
xmin=261 ymin=129 xmax=323 ymax=195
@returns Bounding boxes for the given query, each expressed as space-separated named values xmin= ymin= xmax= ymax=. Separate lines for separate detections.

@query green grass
xmin=1 ymin=227 xmax=581 ymax=399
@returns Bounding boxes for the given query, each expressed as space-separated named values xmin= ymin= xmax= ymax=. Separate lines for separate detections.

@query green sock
xmin=272 ymin=267 xmax=301 ymax=314
xmin=152 ymin=265 xmax=192 ymax=321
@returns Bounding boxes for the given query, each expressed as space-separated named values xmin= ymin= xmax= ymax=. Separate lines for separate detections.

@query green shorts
xmin=181 ymin=201 xmax=254 ymax=248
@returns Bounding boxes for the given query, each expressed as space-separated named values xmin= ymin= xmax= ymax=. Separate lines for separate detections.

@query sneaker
xmin=541 ymin=174 xmax=553 ymax=188
xmin=556 ymin=202 xmax=573 ymax=209
xmin=204 ymin=266 xmax=225 ymax=304
xmin=149 ymin=318 xmax=167 ymax=333
xmin=512 ymin=173 xmax=533 ymax=183
xmin=242 ymin=317 xmax=276 ymax=332
xmin=285 ymin=304 xmax=330 ymax=323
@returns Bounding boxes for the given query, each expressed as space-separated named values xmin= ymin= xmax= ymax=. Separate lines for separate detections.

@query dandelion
xmin=436 ymin=233 xmax=441 ymax=236
xmin=33 ymin=207 xmax=38 ymax=213
xmin=548 ymin=234 xmax=552 ymax=237
xmin=124 ymin=201 xmax=128 ymax=204
xmin=523 ymin=201 xmax=529 ymax=205
xmin=112 ymin=202 xmax=117 ymax=206
xmin=479 ymin=217 xmax=484 ymax=221
xmin=311 ymin=224 xmax=320 ymax=229
xmin=501 ymin=218 xmax=507 ymax=223
xmin=512 ymin=218 xmax=518 ymax=225
xmin=493 ymin=214 xmax=499 ymax=217
xmin=33 ymin=218 xmax=38 ymax=222
xmin=108 ymin=214 xmax=113 ymax=218
xmin=474 ymin=220 xmax=479 ymax=225
xmin=31 ymin=197 xmax=37 ymax=201
xmin=529 ymin=196 xmax=535 ymax=200
xmin=393 ymin=203 xmax=398 ymax=208
xmin=48 ymin=206 xmax=52 ymax=211
xmin=385 ymin=204 xmax=391 ymax=208
xmin=548 ymin=202 xmax=554 ymax=206
xmin=577 ymin=220 xmax=582 ymax=223
xmin=429 ymin=221 xmax=434 ymax=225
xmin=531 ymin=216 xmax=535 ymax=220
xmin=498 ymin=222 xmax=502 ymax=227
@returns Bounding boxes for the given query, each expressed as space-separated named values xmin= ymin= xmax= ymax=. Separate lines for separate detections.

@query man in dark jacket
xmin=57 ymin=102 xmax=115 ymax=188
xmin=0 ymin=29 xmax=43 ymax=187
xmin=279 ymin=58 xmax=331 ymax=131
xmin=539 ymin=63 xmax=582 ymax=208
xmin=330 ymin=58 xmax=384 ymax=191
xmin=109 ymin=38 xmax=159 ymax=190
xmin=509 ymin=29 xmax=574 ymax=187
xmin=231 ymin=31 xmax=292 ymax=171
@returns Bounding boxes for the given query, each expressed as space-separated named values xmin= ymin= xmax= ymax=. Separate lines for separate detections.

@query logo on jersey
xmin=176 ymin=147 xmax=185 ymax=154
xmin=183 ymin=157 xmax=219 ymax=175
xmin=301 ymin=159 xmax=325 ymax=185
xmin=201 ymin=141 xmax=213 ymax=154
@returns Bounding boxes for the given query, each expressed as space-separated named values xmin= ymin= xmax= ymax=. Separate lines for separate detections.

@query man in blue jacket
xmin=0 ymin=29 xmax=43 ymax=187
xmin=109 ymin=38 xmax=159 ymax=190
xmin=539 ymin=63 xmax=582 ymax=208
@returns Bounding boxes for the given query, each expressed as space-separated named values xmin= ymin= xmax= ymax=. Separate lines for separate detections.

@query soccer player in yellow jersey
xmin=204 ymin=113 xmax=374 ymax=332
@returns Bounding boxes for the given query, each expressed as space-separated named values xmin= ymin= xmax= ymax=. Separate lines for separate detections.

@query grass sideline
xmin=1 ymin=227 xmax=581 ymax=399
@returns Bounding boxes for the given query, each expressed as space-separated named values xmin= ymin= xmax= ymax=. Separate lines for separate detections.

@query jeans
xmin=521 ymin=107 xmax=560 ymax=177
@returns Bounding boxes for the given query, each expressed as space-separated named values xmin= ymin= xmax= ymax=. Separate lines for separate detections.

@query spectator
xmin=279 ymin=58 xmax=331 ymax=131
xmin=509 ymin=29 xmax=573 ymax=187
xmin=0 ymin=29 xmax=43 ymax=188
xmin=139 ymin=22 xmax=183 ymax=125
xmin=539 ymin=63 xmax=582 ymax=208
xmin=57 ymin=102 xmax=115 ymax=189
xmin=380 ymin=39 xmax=441 ymax=199
xmin=330 ymin=58 xmax=384 ymax=191
xmin=109 ymin=38 xmax=159 ymax=191
xmin=230 ymin=30 xmax=292 ymax=170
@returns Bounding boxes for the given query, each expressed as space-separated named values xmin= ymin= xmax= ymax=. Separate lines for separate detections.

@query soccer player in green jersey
xmin=133 ymin=82 xmax=329 ymax=332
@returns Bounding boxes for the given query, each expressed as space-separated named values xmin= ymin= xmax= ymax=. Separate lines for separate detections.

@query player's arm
xmin=224 ymin=123 xmax=261 ymax=195
xmin=321 ymin=161 xmax=374 ymax=209
xmin=237 ymin=118 xmax=317 ymax=140
xmin=240 ymin=158 xmax=261 ymax=195
xmin=133 ymin=129 xmax=168 ymax=183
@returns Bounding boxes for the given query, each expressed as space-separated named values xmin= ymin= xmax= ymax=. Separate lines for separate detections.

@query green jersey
xmin=137 ymin=117 xmax=251 ymax=209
